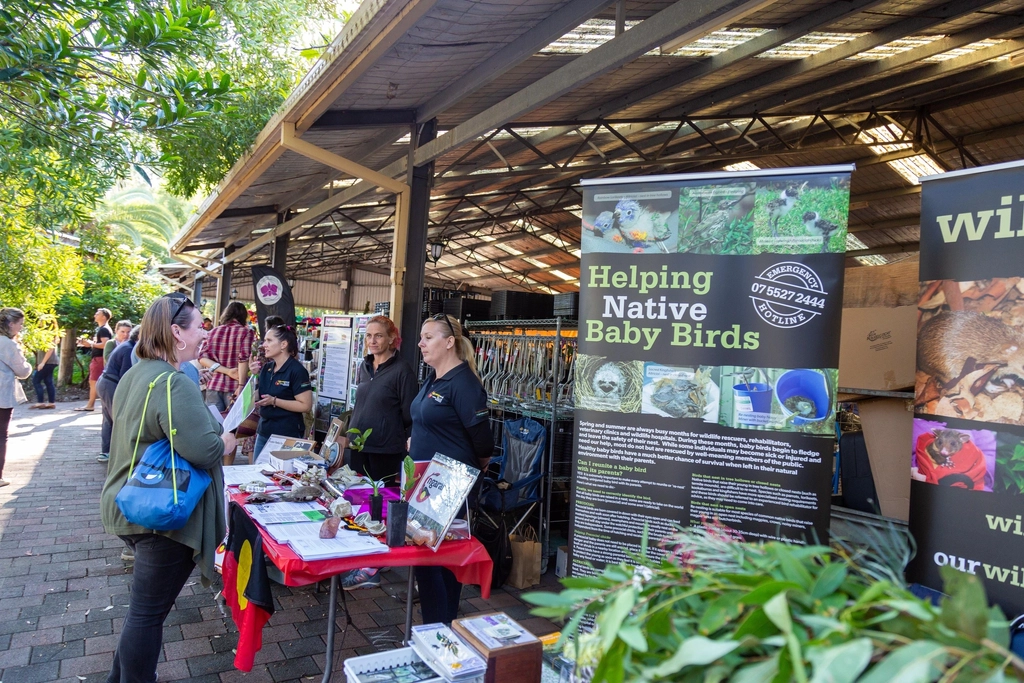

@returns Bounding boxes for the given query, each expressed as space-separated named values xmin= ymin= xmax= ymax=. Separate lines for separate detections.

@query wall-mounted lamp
xmin=427 ymin=241 xmax=445 ymax=264
xmin=230 ymin=287 xmax=238 ymax=299
xmin=287 ymin=279 xmax=296 ymax=288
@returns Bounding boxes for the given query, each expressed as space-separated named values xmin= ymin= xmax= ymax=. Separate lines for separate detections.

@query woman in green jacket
xmin=100 ymin=293 xmax=236 ymax=683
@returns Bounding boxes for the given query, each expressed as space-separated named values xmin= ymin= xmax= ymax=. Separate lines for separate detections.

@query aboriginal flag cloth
xmin=223 ymin=503 xmax=275 ymax=671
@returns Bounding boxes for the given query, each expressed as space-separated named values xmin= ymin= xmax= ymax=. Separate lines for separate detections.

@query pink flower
xmin=633 ymin=247 xmax=645 ymax=254
xmin=260 ymin=282 xmax=279 ymax=298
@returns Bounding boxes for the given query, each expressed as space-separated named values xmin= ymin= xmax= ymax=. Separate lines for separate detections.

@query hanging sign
xmin=908 ymin=159 xmax=1024 ymax=616
xmin=570 ymin=166 xmax=852 ymax=575
xmin=251 ymin=265 xmax=296 ymax=337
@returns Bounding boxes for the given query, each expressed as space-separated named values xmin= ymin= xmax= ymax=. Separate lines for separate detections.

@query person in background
xmin=409 ymin=313 xmax=492 ymax=623
xmin=339 ymin=316 xmax=418 ymax=591
xmin=100 ymin=293 xmax=235 ymax=683
xmin=30 ymin=329 xmax=60 ymax=409
xmin=103 ymin=320 xmax=132 ymax=363
xmin=238 ymin=315 xmax=284 ymax=463
xmin=76 ymin=308 xmax=112 ymax=411
xmin=0 ymin=308 xmax=32 ymax=488
xmin=199 ymin=302 xmax=254 ymax=464
xmin=202 ymin=317 xmax=213 ymax=331
xmin=253 ymin=325 xmax=312 ymax=463
xmin=95 ymin=326 xmax=140 ymax=465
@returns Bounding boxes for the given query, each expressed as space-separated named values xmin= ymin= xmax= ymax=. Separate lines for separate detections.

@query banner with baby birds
xmin=568 ymin=166 xmax=852 ymax=577
xmin=908 ymin=159 xmax=1024 ymax=618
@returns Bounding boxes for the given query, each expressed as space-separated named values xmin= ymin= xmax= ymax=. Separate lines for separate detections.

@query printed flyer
xmin=908 ymin=159 xmax=1024 ymax=616
xmin=571 ymin=166 xmax=852 ymax=575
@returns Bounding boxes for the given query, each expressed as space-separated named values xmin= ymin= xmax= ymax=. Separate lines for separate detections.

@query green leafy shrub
xmin=524 ymin=521 xmax=1022 ymax=683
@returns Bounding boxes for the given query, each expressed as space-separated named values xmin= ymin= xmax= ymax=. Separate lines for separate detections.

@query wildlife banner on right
xmin=569 ymin=165 xmax=852 ymax=577
xmin=909 ymin=159 xmax=1024 ymax=616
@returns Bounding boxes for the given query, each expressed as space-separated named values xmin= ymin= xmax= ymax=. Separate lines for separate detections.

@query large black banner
xmin=570 ymin=167 xmax=852 ymax=575
xmin=908 ymin=160 xmax=1024 ymax=616
xmin=250 ymin=265 xmax=296 ymax=337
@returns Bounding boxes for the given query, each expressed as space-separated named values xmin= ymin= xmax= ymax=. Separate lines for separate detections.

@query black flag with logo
xmin=250 ymin=265 xmax=295 ymax=336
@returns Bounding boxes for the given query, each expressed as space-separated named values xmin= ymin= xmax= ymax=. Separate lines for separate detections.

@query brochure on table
xmin=263 ymin=521 xmax=388 ymax=560
xmin=411 ymin=623 xmax=487 ymax=681
xmin=255 ymin=434 xmax=315 ymax=465
xmin=406 ymin=454 xmax=479 ymax=551
xmin=222 ymin=376 xmax=258 ymax=433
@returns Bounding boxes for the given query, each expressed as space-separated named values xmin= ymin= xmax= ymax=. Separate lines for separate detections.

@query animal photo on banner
xmin=915 ymin=277 xmax=1024 ymax=425
xmin=911 ymin=418 xmax=995 ymax=492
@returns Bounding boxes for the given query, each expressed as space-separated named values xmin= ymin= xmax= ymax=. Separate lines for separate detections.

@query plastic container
xmin=775 ymin=369 xmax=830 ymax=425
xmin=733 ymin=382 xmax=773 ymax=425
xmin=343 ymin=646 xmax=444 ymax=683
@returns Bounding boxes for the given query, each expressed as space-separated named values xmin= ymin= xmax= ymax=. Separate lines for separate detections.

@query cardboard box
xmin=555 ymin=546 xmax=568 ymax=578
xmin=268 ymin=448 xmax=321 ymax=474
xmin=839 ymin=306 xmax=918 ymax=392
xmin=858 ymin=397 xmax=914 ymax=521
xmin=452 ymin=613 xmax=541 ymax=683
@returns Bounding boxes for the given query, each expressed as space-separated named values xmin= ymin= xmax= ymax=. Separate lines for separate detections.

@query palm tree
xmin=93 ymin=186 xmax=189 ymax=262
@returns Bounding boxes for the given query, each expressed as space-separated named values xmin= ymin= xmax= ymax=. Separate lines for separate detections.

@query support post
xmin=217 ymin=247 xmax=235 ymax=324
xmin=192 ymin=275 xmax=204 ymax=313
xmin=273 ymin=212 xmax=290 ymax=275
xmin=399 ymin=120 xmax=437 ymax=369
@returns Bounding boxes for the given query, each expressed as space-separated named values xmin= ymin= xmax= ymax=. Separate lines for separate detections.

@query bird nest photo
xmin=574 ymin=354 xmax=643 ymax=413
xmin=915 ymin=278 xmax=1024 ymax=426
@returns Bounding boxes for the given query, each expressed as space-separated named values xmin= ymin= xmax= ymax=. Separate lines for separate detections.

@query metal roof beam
xmin=658 ymin=0 xmax=1004 ymax=117
xmin=417 ymin=0 xmax=615 ymax=121
xmin=742 ymin=13 xmax=1024 ymax=115
xmin=799 ymin=36 xmax=1024 ymax=112
xmin=217 ymin=205 xmax=279 ymax=219
xmin=857 ymin=57 xmax=1024 ymax=111
xmin=310 ymin=109 xmax=417 ymax=128
xmin=413 ymin=0 xmax=777 ymax=166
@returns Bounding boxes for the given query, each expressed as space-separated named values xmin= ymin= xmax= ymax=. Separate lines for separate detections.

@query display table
xmin=227 ymin=493 xmax=493 ymax=683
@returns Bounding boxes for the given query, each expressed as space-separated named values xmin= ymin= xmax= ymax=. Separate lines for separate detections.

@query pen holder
xmin=386 ymin=500 xmax=409 ymax=547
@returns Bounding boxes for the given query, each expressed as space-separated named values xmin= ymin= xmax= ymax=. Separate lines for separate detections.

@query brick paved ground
xmin=0 ymin=402 xmax=559 ymax=683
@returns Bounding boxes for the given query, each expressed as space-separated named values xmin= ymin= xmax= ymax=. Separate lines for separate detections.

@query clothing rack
xmin=467 ymin=318 xmax=577 ymax=573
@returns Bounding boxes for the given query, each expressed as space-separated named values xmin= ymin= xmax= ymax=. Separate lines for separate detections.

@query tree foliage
xmin=55 ymin=229 xmax=163 ymax=334
xmin=95 ymin=184 xmax=192 ymax=262
xmin=161 ymin=0 xmax=349 ymax=197
xmin=0 ymin=0 xmax=233 ymax=228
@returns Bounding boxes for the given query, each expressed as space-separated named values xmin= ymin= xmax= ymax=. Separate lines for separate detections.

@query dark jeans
xmin=96 ymin=376 xmax=117 ymax=455
xmin=106 ymin=534 xmax=195 ymax=683
xmin=348 ymin=450 xmax=404 ymax=486
xmin=415 ymin=566 xmax=462 ymax=624
xmin=0 ymin=407 xmax=10 ymax=478
xmin=32 ymin=364 xmax=56 ymax=403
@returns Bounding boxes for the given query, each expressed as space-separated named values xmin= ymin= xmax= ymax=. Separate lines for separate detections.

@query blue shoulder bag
xmin=115 ymin=372 xmax=212 ymax=531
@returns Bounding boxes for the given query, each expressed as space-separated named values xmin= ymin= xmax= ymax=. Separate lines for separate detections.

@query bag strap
xmin=164 ymin=373 xmax=179 ymax=505
xmin=127 ymin=371 xmax=170 ymax=480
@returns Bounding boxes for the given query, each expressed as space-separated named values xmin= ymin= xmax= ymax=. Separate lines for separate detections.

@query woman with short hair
xmin=0 ymin=308 xmax=32 ymax=488
xmin=100 ymin=293 xmax=236 ymax=683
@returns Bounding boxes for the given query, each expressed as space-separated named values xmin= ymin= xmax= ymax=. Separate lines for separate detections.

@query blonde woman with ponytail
xmin=409 ymin=313 xmax=493 ymax=623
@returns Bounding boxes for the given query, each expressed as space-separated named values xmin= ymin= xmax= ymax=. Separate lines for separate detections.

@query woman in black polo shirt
xmin=253 ymin=325 xmax=312 ymax=461
xmin=410 ymin=313 xmax=492 ymax=624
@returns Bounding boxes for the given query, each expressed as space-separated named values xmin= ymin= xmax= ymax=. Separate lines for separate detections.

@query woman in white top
xmin=0 ymin=308 xmax=33 ymax=487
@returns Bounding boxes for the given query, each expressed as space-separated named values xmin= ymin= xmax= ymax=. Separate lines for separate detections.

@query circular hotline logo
xmin=256 ymin=275 xmax=283 ymax=305
xmin=749 ymin=261 xmax=828 ymax=329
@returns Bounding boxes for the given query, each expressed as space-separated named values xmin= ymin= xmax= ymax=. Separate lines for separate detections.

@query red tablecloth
xmin=229 ymin=492 xmax=493 ymax=598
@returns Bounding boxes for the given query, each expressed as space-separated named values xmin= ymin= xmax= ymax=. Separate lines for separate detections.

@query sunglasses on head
xmin=164 ymin=293 xmax=194 ymax=322
xmin=431 ymin=313 xmax=457 ymax=339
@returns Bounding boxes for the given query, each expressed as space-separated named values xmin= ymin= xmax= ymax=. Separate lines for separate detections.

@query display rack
xmin=467 ymin=318 xmax=577 ymax=572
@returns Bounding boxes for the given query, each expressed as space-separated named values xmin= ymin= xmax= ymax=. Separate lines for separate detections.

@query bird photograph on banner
xmin=751 ymin=176 xmax=849 ymax=255
xmin=581 ymin=185 xmax=679 ymax=254
xmin=677 ymin=182 xmax=757 ymax=255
